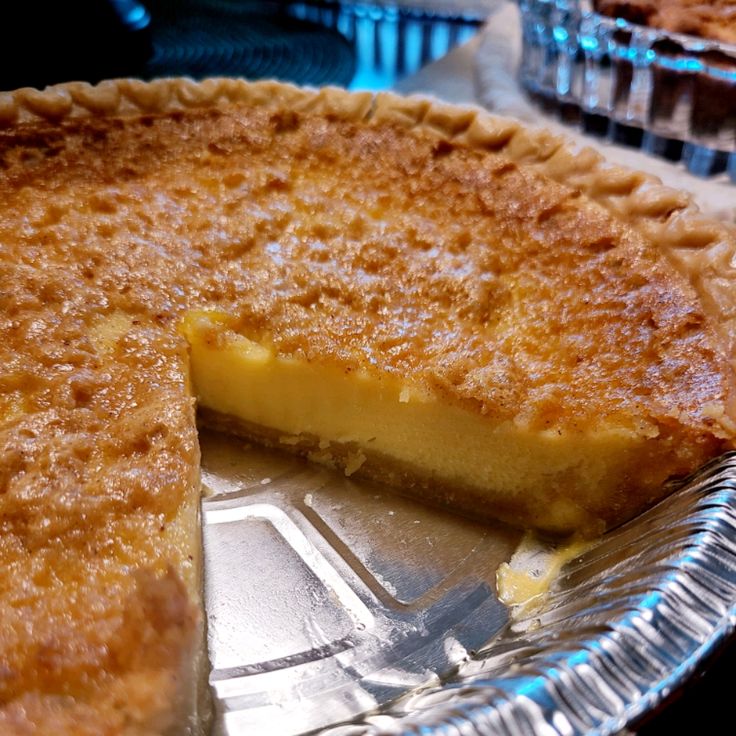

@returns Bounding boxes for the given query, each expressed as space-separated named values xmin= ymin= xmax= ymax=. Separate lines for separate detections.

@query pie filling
xmin=183 ymin=310 xmax=727 ymax=536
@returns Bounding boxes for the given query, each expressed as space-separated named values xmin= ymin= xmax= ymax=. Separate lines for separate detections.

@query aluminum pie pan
xmin=518 ymin=0 xmax=736 ymax=177
xmin=201 ymin=430 xmax=736 ymax=735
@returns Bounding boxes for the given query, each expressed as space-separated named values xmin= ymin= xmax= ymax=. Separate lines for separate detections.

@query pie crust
xmin=1 ymin=77 xmax=736 ymax=734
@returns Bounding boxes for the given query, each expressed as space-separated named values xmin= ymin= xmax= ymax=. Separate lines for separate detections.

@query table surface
xmin=395 ymin=23 xmax=735 ymax=736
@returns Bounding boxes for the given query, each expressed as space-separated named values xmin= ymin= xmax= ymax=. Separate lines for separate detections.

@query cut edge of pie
xmin=180 ymin=310 xmax=727 ymax=537
xmin=1 ymin=77 xmax=736 ymax=735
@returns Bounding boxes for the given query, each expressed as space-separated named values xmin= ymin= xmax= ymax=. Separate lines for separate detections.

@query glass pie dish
xmin=518 ymin=0 xmax=736 ymax=178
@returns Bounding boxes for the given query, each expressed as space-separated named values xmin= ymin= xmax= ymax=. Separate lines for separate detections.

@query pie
xmin=1 ymin=77 xmax=735 ymax=734
xmin=595 ymin=0 xmax=736 ymax=44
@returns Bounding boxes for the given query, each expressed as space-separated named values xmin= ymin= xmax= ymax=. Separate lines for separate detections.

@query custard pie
xmin=1 ymin=78 xmax=735 ymax=734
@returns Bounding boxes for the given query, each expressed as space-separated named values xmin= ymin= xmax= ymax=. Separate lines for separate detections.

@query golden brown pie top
xmin=596 ymin=0 xmax=736 ymax=45
xmin=1 ymin=78 xmax=736 ymax=733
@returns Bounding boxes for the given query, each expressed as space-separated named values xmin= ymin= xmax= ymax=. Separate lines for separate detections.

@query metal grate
xmin=287 ymin=1 xmax=483 ymax=89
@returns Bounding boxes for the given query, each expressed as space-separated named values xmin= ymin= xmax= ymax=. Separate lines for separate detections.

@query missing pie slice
xmin=0 ymin=78 xmax=735 ymax=733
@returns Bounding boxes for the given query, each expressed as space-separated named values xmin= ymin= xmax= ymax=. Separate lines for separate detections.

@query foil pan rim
xmin=337 ymin=453 xmax=736 ymax=735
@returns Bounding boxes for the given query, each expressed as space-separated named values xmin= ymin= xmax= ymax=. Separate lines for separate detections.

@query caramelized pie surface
xmin=0 ymin=81 xmax=735 ymax=733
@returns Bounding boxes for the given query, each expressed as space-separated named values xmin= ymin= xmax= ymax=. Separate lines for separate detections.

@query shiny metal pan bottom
xmin=200 ymin=430 xmax=736 ymax=735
